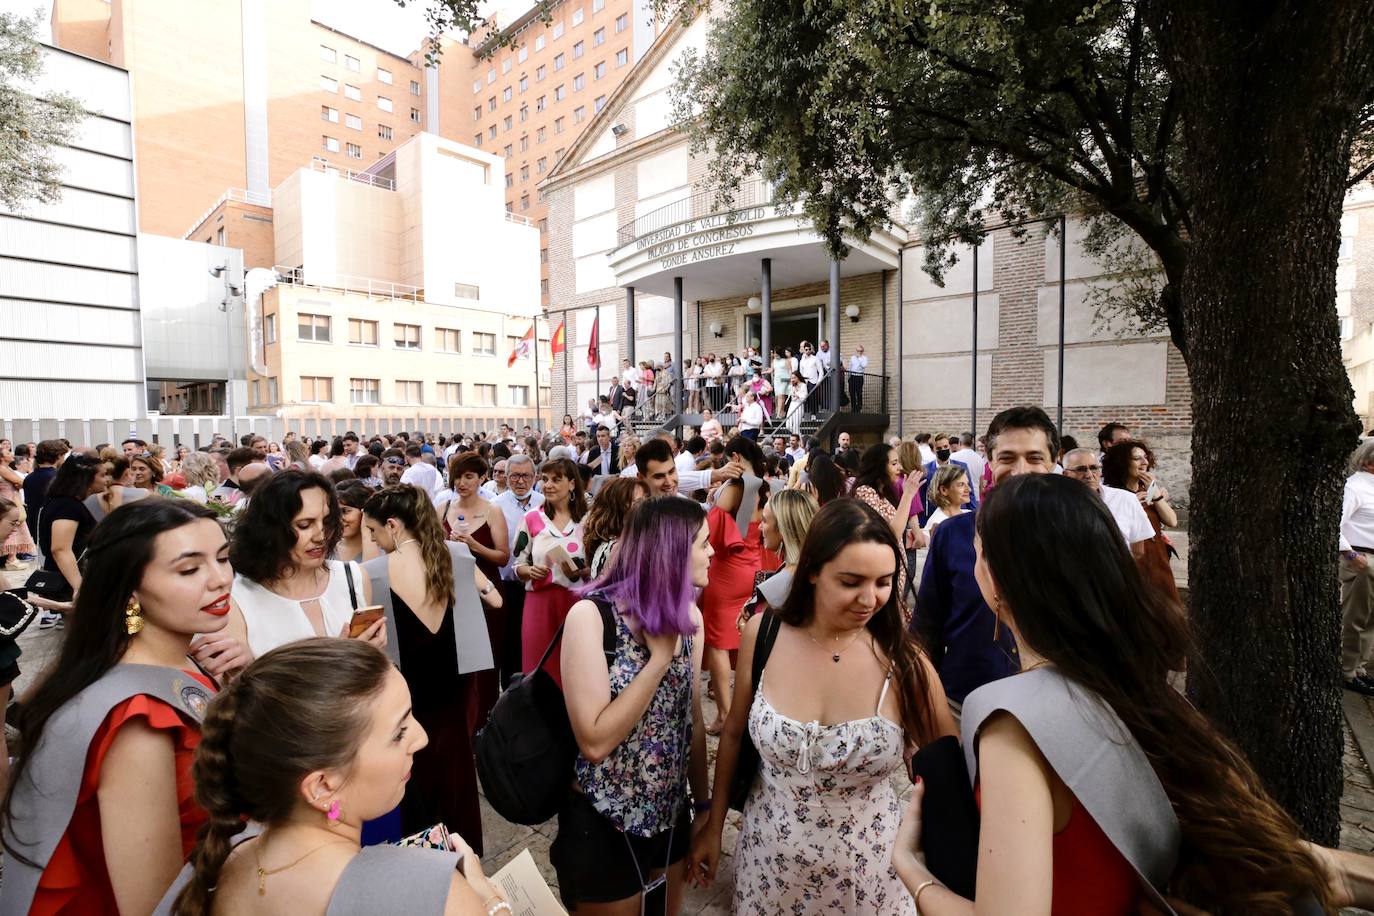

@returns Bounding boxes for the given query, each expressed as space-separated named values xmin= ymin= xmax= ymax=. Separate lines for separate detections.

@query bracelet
xmin=913 ymin=878 xmax=942 ymax=914
xmin=693 ymin=798 xmax=713 ymax=815
xmin=484 ymin=895 xmax=512 ymax=915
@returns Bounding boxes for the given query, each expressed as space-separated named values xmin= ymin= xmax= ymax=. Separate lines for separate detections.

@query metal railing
xmin=616 ymin=178 xmax=779 ymax=247
xmin=309 ymin=158 xmax=396 ymax=191
xmin=184 ymin=187 xmax=273 ymax=240
xmin=273 ymin=265 xmax=425 ymax=303
xmin=505 ymin=211 xmax=534 ymax=226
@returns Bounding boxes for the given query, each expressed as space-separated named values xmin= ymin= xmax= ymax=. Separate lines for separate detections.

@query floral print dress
xmin=734 ymin=670 xmax=914 ymax=915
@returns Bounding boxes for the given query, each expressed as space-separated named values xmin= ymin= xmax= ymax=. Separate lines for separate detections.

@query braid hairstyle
xmin=362 ymin=485 xmax=453 ymax=609
xmin=175 ymin=641 xmax=393 ymax=915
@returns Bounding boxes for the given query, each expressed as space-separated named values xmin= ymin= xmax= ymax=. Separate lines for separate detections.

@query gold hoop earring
xmin=125 ymin=597 xmax=144 ymax=635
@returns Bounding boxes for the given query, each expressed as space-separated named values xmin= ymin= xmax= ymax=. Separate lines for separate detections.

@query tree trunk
xmin=1146 ymin=0 xmax=1374 ymax=842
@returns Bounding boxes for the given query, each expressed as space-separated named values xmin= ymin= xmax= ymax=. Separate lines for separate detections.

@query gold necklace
xmin=254 ymin=837 xmax=352 ymax=896
xmin=806 ymin=626 xmax=867 ymax=663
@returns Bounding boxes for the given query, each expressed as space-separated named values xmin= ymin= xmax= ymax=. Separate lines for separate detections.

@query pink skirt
xmin=521 ymin=585 xmax=579 ymax=687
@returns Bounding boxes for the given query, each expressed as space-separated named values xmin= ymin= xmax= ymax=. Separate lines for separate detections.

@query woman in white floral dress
xmin=688 ymin=499 xmax=955 ymax=914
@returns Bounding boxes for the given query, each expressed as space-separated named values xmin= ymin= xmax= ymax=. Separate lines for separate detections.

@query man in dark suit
xmin=582 ymin=427 xmax=621 ymax=477
xmin=607 ymin=375 xmax=629 ymax=413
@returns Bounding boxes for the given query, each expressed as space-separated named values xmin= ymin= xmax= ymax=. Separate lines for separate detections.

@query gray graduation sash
xmin=714 ymin=473 xmax=763 ymax=538
xmin=589 ymin=474 xmax=614 ymax=497
xmin=153 ymin=824 xmax=459 ymax=916
xmin=363 ymin=542 xmax=494 ymax=675
xmin=767 ymin=477 xmax=785 ymax=496
xmin=2 ymin=664 xmax=213 ymax=916
xmin=961 ymin=667 xmax=1179 ymax=913
xmin=755 ymin=567 xmax=793 ymax=610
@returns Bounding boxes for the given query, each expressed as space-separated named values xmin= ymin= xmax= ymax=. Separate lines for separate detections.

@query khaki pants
xmin=1340 ymin=554 xmax=1374 ymax=678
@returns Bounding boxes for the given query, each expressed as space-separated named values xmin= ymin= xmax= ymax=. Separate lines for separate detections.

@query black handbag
xmin=23 ymin=568 xmax=71 ymax=603
xmin=727 ymin=610 xmax=781 ymax=811
xmin=0 ymin=590 xmax=40 ymax=639
xmin=908 ymin=734 xmax=980 ymax=897
xmin=474 ymin=595 xmax=616 ymax=825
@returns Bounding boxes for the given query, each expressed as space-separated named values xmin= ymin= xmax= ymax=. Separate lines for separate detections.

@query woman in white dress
xmin=224 ymin=469 xmax=388 ymax=663
xmin=687 ymin=358 xmax=703 ymax=413
xmin=689 ymin=499 xmax=954 ymax=914
xmin=785 ymin=372 xmax=809 ymax=435
xmin=771 ymin=349 xmax=792 ymax=395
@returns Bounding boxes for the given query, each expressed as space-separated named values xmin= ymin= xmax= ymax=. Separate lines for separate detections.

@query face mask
xmin=936 ymin=448 xmax=951 ymax=462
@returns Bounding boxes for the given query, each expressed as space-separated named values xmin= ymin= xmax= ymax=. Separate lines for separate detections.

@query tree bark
xmin=1146 ymin=0 xmax=1374 ymax=842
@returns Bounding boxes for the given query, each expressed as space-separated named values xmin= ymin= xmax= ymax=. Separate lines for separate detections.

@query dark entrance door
xmin=746 ymin=307 xmax=823 ymax=362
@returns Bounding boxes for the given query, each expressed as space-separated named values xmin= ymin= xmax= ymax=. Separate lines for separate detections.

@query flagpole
xmin=533 ymin=318 xmax=542 ymax=433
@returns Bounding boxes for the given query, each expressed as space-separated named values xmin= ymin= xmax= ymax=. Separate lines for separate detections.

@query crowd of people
xmin=0 ymin=409 xmax=1371 ymax=915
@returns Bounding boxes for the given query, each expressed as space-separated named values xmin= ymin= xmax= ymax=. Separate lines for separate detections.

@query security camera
xmin=209 ymin=265 xmax=226 ymax=278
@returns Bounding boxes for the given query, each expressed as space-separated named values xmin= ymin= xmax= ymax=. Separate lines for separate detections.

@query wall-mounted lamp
xmin=845 ymin=304 xmax=861 ymax=323
xmin=709 ymin=321 xmax=723 ymax=338
xmin=746 ymin=295 xmax=761 ymax=311
xmin=611 ymin=123 xmax=629 ymax=137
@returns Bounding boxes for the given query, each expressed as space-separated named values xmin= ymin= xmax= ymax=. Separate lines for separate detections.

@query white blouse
xmin=232 ymin=559 xmax=362 ymax=659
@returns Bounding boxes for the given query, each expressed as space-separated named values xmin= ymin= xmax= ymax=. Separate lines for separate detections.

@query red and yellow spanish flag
xmin=550 ymin=320 xmax=566 ymax=355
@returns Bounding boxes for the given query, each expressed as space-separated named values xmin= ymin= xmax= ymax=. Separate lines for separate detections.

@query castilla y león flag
xmin=507 ymin=323 xmax=535 ymax=368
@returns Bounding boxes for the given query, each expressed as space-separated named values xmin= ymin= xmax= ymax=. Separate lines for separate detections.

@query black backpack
xmin=474 ymin=595 xmax=616 ymax=825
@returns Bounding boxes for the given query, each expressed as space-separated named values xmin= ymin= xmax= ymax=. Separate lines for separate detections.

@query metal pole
xmin=1058 ymin=213 xmax=1067 ymax=432
xmin=532 ymin=319 xmax=541 ymax=432
xmin=674 ymin=277 xmax=684 ymax=425
xmin=625 ymin=287 xmax=636 ymax=368
xmin=880 ymin=267 xmax=887 ymax=418
xmin=828 ymin=259 xmax=841 ymax=415
xmin=971 ymin=241 xmax=978 ymax=436
xmin=562 ymin=308 xmax=569 ymax=422
xmin=897 ymin=249 xmax=904 ymax=438
xmin=760 ymin=258 xmax=772 ymax=371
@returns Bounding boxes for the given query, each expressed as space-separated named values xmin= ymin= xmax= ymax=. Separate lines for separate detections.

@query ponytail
xmin=364 ymin=485 xmax=453 ymax=609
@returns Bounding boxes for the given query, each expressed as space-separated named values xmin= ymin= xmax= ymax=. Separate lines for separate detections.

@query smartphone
xmin=349 ymin=606 xmax=385 ymax=638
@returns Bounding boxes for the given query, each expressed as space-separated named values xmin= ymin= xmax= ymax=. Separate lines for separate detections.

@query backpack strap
xmin=749 ymin=610 xmax=781 ymax=697
xmin=525 ymin=592 xmax=617 ymax=679
xmin=343 ymin=561 xmax=359 ymax=610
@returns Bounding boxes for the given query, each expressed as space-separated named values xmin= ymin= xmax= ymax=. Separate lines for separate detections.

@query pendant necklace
xmin=806 ymin=626 xmax=866 ymax=663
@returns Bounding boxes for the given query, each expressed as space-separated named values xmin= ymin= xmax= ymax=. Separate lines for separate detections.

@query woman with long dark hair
xmin=167 ymin=641 xmax=503 ymax=915
xmin=334 ymin=479 xmax=382 ymax=564
xmin=1103 ymin=439 xmax=1181 ymax=602
xmin=36 ymin=452 xmax=107 ymax=601
xmin=893 ymin=473 xmax=1331 ymax=914
xmin=224 ymin=470 xmax=386 ymax=662
xmin=2 ymin=499 xmax=235 ymax=915
xmin=554 ymin=496 xmax=711 ymax=913
xmin=853 ymin=443 xmax=925 ymax=543
xmin=804 ymin=452 xmax=846 ymax=506
xmin=361 ymin=486 xmax=497 ymax=852
xmin=691 ymin=499 xmax=954 ymax=913
xmin=513 ymin=457 xmax=588 ymax=686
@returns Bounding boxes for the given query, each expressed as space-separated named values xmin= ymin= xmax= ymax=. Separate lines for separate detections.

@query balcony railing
xmin=309 ymin=158 xmax=396 ymax=191
xmin=184 ymin=187 xmax=273 ymax=240
xmin=616 ymin=178 xmax=778 ymax=247
xmin=273 ymin=265 xmax=424 ymax=303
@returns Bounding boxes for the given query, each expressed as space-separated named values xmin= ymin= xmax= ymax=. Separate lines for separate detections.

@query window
xmin=553 ymin=20 xmax=564 ymax=38
xmin=454 ymin=282 xmax=480 ymax=299
xmin=554 ymin=53 xmax=565 ymax=71
xmin=487 ymin=68 xmax=496 ymax=84
xmin=474 ymin=133 xmax=483 ymax=147
xmin=593 ymin=27 xmax=605 ymax=45
xmin=348 ymin=318 xmax=378 ymax=346
xmin=503 ymin=143 xmax=513 ymax=157
xmin=594 ymin=0 xmax=605 ymax=12
xmin=502 ymin=86 xmax=512 ymax=102
xmin=594 ymin=94 xmax=606 ymax=112
xmin=344 ymin=83 xmax=361 ymax=101
xmin=473 ymin=332 xmax=496 ymax=355
xmin=520 ymin=193 xmax=530 ymax=210
xmin=504 ymin=172 xmax=514 ymax=188
xmin=519 ymin=74 xmax=528 ymax=92
xmin=518 ymin=45 xmax=529 ymax=63
xmin=436 ymin=327 xmax=461 ymax=352
xmin=349 ymin=377 xmax=380 ymax=405
xmin=488 ymin=96 xmax=497 ymax=111
xmin=396 ymin=380 xmax=423 ymax=404
xmin=536 ymin=64 xmax=547 ymax=81
xmin=345 ymin=113 xmax=362 ymax=130
xmin=346 ymin=142 xmax=362 ymax=159
xmin=535 ymin=34 xmax=545 ymax=51
xmin=502 ymin=57 xmax=513 ymax=74
xmin=320 ymin=45 xmax=336 ymax=63
xmin=593 ymin=60 xmax=606 ymax=79
xmin=344 ymin=54 xmax=360 ymax=71
xmin=519 ymin=134 xmax=529 ymax=151
xmin=301 ymin=376 xmax=333 ymax=403
xmin=540 ymin=278 xmax=548 ymax=296
xmin=537 ymin=126 xmax=547 ymax=143
xmin=573 ymin=73 xmax=585 ymax=91
xmin=537 ymin=156 xmax=547 ymax=173
xmin=572 ymin=8 xmax=584 ymax=25
xmin=321 ymin=105 xmax=339 ymax=122
xmin=616 ymin=13 xmax=628 ymax=31
xmin=519 ymin=104 xmax=529 ymax=122
xmin=298 ymin=313 xmax=331 ymax=342
xmin=552 ymin=150 xmax=563 ymax=164
xmin=536 ymin=94 xmax=547 ymax=111
xmin=410 ymin=108 xmax=421 ymax=123
xmin=410 ymin=80 xmax=421 ymax=95
xmin=573 ymin=105 xmax=586 ymax=123
xmin=379 ymin=123 xmax=393 ymax=140
xmin=265 ymin=313 xmax=277 ymax=343
xmin=266 ymin=377 xmax=278 ymax=404
xmin=474 ymin=384 xmax=497 ymax=406
xmin=573 ymin=41 xmax=585 ymax=59
xmin=378 ymin=67 xmax=392 ymax=84
xmin=503 ymin=115 xmax=513 ymax=131
xmin=393 ymin=323 xmax=421 ymax=349
xmin=539 ymin=216 xmax=549 ymax=231
xmin=437 ymin=382 xmax=461 ymax=405
xmin=554 ymin=116 xmax=565 ymax=134
xmin=377 ymin=96 xmax=393 ymax=112
xmin=616 ymin=48 xmax=628 ymax=67
xmin=520 ymin=163 xmax=530 ymax=180
xmin=474 ymin=106 xmax=482 ymax=121
xmin=488 ymin=125 xmax=497 ymax=139
xmin=554 ymin=84 xmax=566 ymax=101
xmin=321 ymin=75 xmax=338 ymax=92
xmin=540 ymin=247 xmax=548 ymax=264
xmin=509 ymin=385 xmax=531 ymax=406
xmin=473 ymin=78 xmax=482 ymax=93
xmin=323 ymin=135 xmax=340 ymax=152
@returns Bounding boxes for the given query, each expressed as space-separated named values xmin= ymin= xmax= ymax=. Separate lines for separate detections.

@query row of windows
xmin=320 ymin=45 xmax=421 ymax=94
xmin=321 ymin=136 xmax=365 ymax=159
xmin=274 ymin=313 xmax=502 ymax=355
xmin=472 ymin=9 xmax=628 ymax=95
xmin=473 ymin=47 xmax=627 ymax=125
xmin=321 ymin=76 xmax=422 ymax=122
xmin=254 ymin=376 xmax=527 ymax=407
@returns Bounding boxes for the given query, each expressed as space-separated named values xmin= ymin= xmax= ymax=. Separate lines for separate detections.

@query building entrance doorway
xmin=745 ymin=307 xmax=823 ymax=361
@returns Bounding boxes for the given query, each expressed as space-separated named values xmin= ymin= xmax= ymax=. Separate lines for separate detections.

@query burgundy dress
xmin=394 ymin=591 xmax=483 ymax=854
xmin=465 ymin=522 xmax=503 ymax=737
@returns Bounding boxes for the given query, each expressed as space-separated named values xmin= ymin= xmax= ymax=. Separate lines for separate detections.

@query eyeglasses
xmin=508 ymin=472 xmax=534 ymax=481
xmin=1065 ymin=465 xmax=1102 ymax=475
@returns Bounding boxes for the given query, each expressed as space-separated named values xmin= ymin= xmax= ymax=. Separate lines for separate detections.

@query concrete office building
xmin=541 ymin=14 xmax=1195 ymax=484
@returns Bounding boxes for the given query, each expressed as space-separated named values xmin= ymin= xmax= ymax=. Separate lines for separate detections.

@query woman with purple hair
xmin=551 ymin=496 xmax=712 ymax=914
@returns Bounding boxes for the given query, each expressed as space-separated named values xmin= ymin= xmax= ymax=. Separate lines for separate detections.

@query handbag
xmin=474 ymin=595 xmax=617 ymax=825
xmin=0 ymin=591 xmax=40 ymax=638
xmin=908 ymin=735 xmax=980 ymax=897
xmin=727 ymin=609 xmax=782 ymax=811
xmin=23 ymin=568 xmax=71 ymax=603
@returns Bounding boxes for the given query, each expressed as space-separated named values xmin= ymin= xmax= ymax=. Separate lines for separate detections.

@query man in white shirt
xmin=1340 ymin=439 xmax=1374 ymax=695
xmin=399 ymin=444 xmax=444 ymax=502
xmin=478 ymin=459 xmax=508 ymax=499
xmin=492 ymin=454 xmax=544 ymax=686
xmin=951 ymin=432 xmax=987 ymax=498
xmin=916 ymin=433 xmax=936 ymax=466
xmin=738 ymin=390 xmax=765 ymax=440
xmin=677 ymin=435 xmax=705 ymax=476
xmin=343 ymin=433 xmax=362 ymax=469
xmin=847 ymin=345 xmax=869 ymax=412
xmin=1061 ymin=449 xmax=1153 ymax=559
xmin=634 ymin=437 xmax=741 ymax=498
xmin=786 ymin=434 xmax=807 ymax=465
xmin=798 ymin=342 xmax=823 ymax=418
xmin=596 ymin=400 xmax=622 ymax=440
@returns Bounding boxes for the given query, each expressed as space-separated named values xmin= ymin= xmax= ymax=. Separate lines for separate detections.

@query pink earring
xmin=326 ymin=799 xmax=342 ymax=824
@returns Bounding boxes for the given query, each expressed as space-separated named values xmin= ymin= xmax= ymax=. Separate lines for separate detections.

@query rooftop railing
xmin=273 ymin=265 xmax=424 ymax=303
xmin=309 ymin=158 xmax=396 ymax=191
xmin=184 ymin=187 xmax=273 ymax=240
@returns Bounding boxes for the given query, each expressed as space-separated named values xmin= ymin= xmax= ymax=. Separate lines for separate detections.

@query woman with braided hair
xmin=167 ymin=640 xmax=506 ymax=915
xmin=0 ymin=498 xmax=239 ymax=915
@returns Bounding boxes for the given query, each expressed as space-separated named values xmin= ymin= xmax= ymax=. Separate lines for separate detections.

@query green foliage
xmin=401 ymin=0 xmax=554 ymax=62
xmin=0 ymin=11 xmax=84 ymax=212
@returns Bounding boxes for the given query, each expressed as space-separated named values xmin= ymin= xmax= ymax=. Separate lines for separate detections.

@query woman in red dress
xmin=1 ymin=498 xmax=247 ymax=915
xmin=700 ymin=436 xmax=769 ymax=733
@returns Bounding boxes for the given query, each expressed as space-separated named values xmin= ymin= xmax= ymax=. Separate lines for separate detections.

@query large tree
xmin=673 ymin=0 xmax=1374 ymax=841
xmin=0 ymin=12 xmax=83 ymax=211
